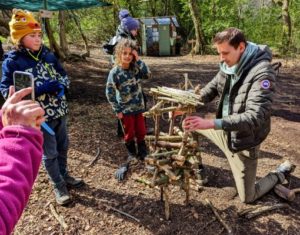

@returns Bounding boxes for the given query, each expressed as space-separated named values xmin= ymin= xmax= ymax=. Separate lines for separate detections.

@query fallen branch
xmin=240 ymin=203 xmax=289 ymax=219
xmin=88 ymin=147 xmax=101 ymax=167
xmin=205 ymin=199 xmax=233 ymax=235
xmin=49 ymin=203 xmax=68 ymax=229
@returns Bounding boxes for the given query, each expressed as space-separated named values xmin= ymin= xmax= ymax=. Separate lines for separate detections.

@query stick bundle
xmin=143 ymin=82 xmax=205 ymax=219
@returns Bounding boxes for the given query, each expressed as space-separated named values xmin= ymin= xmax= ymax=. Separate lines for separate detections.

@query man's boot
xmin=275 ymin=160 xmax=296 ymax=183
xmin=137 ymin=140 xmax=147 ymax=160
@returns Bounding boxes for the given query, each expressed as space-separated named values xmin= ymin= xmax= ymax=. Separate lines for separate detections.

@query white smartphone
xmin=13 ymin=71 xmax=35 ymax=100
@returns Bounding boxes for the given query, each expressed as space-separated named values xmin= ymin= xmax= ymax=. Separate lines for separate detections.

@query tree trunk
xmin=44 ymin=18 xmax=66 ymax=60
xmin=70 ymin=10 xmax=90 ymax=57
xmin=188 ymin=0 xmax=206 ymax=54
xmin=59 ymin=11 xmax=69 ymax=57
xmin=0 ymin=10 xmax=11 ymax=36
xmin=148 ymin=0 xmax=157 ymax=16
xmin=282 ymin=0 xmax=291 ymax=53
xmin=163 ymin=0 xmax=170 ymax=15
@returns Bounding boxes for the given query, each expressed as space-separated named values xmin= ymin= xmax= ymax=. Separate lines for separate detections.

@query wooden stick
xmin=184 ymin=73 xmax=188 ymax=90
xmin=158 ymin=164 xmax=179 ymax=181
xmin=183 ymin=170 xmax=190 ymax=205
xmin=108 ymin=205 xmax=141 ymax=223
xmin=144 ymin=106 xmax=186 ymax=116
xmin=205 ymin=199 xmax=233 ymax=235
xmin=49 ymin=203 xmax=68 ymax=229
xmin=188 ymin=78 xmax=194 ymax=89
xmin=148 ymin=100 xmax=164 ymax=112
xmin=146 ymin=150 xmax=178 ymax=158
xmin=163 ymin=186 xmax=170 ymax=220
xmin=156 ymin=141 xmax=182 ymax=148
xmin=169 ymin=111 xmax=175 ymax=135
xmin=87 ymin=147 xmax=101 ymax=167
xmin=154 ymin=115 xmax=160 ymax=150
xmin=146 ymin=135 xmax=182 ymax=141
xmin=241 ymin=203 xmax=289 ymax=219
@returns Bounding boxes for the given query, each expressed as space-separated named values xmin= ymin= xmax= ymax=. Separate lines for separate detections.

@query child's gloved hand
xmin=35 ymin=80 xmax=60 ymax=97
xmin=115 ymin=165 xmax=128 ymax=181
xmin=57 ymin=84 xmax=65 ymax=98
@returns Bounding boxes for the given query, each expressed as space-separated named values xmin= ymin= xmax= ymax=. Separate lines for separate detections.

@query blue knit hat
xmin=119 ymin=9 xmax=139 ymax=32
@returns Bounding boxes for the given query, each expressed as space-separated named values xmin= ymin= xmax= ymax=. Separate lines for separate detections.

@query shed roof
xmin=139 ymin=16 xmax=179 ymax=27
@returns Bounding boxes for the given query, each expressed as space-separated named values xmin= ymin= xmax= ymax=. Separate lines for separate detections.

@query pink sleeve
xmin=0 ymin=125 xmax=43 ymax=235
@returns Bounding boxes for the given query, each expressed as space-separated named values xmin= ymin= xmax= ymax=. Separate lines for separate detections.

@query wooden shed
xmin=138 ymin=16 xmax=180 ymax=56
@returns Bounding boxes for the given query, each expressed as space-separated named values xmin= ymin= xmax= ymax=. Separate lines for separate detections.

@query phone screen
xmin=13 ymin=71 xmax=35 ymax=100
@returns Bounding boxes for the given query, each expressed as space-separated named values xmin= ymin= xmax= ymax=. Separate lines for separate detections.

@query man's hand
xmin=1 ymin=86 xmax=45 ymax=129
xmin=182 ymin=116 xmax=215 ymax=132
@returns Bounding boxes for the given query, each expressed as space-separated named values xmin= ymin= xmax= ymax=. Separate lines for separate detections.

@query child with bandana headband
xmin=0 ymin=9 xmax=84 ymax=206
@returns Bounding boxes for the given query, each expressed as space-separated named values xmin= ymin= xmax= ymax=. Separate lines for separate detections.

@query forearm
xmin=0 ymin=126 xmax=43 ymax=234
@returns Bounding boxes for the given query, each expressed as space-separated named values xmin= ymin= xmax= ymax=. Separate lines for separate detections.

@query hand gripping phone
xmin=13 ymin=71 xmax=55 ymax=136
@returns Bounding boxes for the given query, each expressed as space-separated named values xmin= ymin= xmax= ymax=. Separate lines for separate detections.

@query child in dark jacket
xmin=106 ymin=39 xmax=151 ymax=181
xmin=0 ymin=9 xmax=83 ymax=206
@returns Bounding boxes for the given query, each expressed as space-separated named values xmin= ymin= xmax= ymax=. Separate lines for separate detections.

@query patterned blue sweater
xmin=106 ymin=60 xmax=151 ymax=115
xmin=0 ymin=45 xmax=69 ymax=122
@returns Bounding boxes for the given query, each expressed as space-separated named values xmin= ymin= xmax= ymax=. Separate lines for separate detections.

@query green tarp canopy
xmin=0 ymin=0 xmax=111 ymax=12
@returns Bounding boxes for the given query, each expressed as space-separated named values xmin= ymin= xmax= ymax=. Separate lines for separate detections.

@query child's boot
xmin=64 ymin=174 xmax=84 ymax=188
xmin=54 ymin=182 xmax=71 ymax=205
xmin=125 ymin=140 xmax=137 ymax=159
xmin=137 ymin=140 xmax=147 ymax=160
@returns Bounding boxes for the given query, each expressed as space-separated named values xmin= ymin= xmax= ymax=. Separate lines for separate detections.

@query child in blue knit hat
xmin=103 ymin=9 xmax=139 ymax=56
xmin=118 ymin=9 xmax=139 ymax=39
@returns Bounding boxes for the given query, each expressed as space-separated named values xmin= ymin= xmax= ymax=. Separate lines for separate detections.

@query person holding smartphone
xmin=0 ymin=86 xmax=44 ymax=234
xmin=0 ymin=9 xmax=83 ymax=206
xmin=106 ymin=39 xmax=151 ymax=181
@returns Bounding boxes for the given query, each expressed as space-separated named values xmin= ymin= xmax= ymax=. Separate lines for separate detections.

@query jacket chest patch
xmin=260 ymin=80 xmax=270 ymax=89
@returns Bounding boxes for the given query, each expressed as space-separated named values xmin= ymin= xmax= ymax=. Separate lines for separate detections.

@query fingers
xmin=132 ymin=50 xmax=139 ymax=61
xmin=8 ymin=87 xmax=32 ymax=104
xmin=8 ymin=85 xmax=15 ymax=98
xmin=2 ymin=97 xmax=45 ymax=128
xmin=36 ymin=116 xmax=46 ymax=128
xmin=182 ymin=116 xmax=200 ymax=131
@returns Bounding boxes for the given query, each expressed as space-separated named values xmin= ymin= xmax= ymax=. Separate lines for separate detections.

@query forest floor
xmin=14 ymin=49 xmax=300 ymax=235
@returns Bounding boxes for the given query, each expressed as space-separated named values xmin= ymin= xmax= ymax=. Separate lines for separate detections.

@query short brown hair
xmin=213 ymin=28 xmax=247 ymax=49
xmin=114 ymin=38 xmax=136 ymax=67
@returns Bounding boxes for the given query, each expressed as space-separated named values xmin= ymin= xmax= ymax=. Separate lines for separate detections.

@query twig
xmin=107 ymin=205 xmax=140 ymax=223
xmin=49 ymin=203 xmax=68 ymax=229
xmin=88 ymin=147 xmax=101 ymax=167
xmin=205 ymin=199 xmax=233 ymax=235
xmin=241 ymin=203 xmax=289 ymax=219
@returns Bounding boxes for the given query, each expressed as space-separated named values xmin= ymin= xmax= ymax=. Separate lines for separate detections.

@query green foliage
xmin=40 ymin=0 xmax=300 ymax=56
